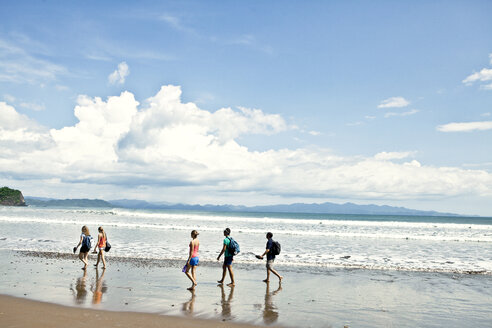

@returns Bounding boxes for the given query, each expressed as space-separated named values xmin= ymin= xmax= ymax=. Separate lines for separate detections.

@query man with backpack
xmin=258 ymin=232 xmax=283 ymax=283
xmin=217 ymin=227 xmax=237 ymax=286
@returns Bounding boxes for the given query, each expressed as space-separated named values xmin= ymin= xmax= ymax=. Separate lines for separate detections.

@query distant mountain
xmin=25 ymin=197 xmax=112 ymax=208
xmin=109 ymin=199 xmax=459 ymax=216
xmin=23 ymin=195 xmax=459 ymax=216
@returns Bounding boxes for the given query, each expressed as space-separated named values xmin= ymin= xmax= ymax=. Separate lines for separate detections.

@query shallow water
xmin=1 ymin=250 xmax=491 ymax=328
xmin=0 ymin=206 xmax=491 ymax=274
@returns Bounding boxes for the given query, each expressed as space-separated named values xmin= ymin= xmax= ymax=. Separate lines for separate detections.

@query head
xmin=191 ymin=230 xmax=199 ymax=238
xmin=98 ymin=226 xmax=104 ymax=233
xmin=82 ymin=225 xmax=90 ymax=236
xmin=223 ymin=228 xmax=231 ymax=236
xmin=266 ymin=232 xmax=273 ymax=239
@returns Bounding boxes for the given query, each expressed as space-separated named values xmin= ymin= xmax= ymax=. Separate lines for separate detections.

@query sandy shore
xmin=0 ymin=294 xmax=259 ymax=328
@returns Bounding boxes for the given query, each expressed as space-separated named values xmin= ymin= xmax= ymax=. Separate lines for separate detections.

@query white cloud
xmin=20 ymin=102 xmax=45 ymax=111
xmin=384 ymin=109 xmax=419 ymax=118
xmin=374 ymin=151 xmax=415 ymax=160
xmin=378 ymin=97 xmax=410 ymax=108
xmin=308 ymin=130 xmax=321 ymax=136
xmin=481 ymin=112 xmax=491 ymax=117
xmin=1 ymin=86 xmax=492 ymax=205
xmin=436 ymin=121 xmax=492 ymax=132
xmin=462 ymin=68 xmax=492 ymax=84
xmin=108 ymin=62 xmax=129 ymax=85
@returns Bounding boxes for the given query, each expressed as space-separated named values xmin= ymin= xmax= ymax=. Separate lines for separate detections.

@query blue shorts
xmin=189 ymin=257 xmax=199 ymax=266
xmin=224 ymin=256 xmax=233 ymax=266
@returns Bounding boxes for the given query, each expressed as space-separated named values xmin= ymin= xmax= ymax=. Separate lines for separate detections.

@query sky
xmin=0 ymin=1 xmax=491 ymax=216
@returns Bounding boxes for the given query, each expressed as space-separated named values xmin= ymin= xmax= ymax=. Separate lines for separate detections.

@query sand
xmin=0 ymin=294 xmax=258 ymax=328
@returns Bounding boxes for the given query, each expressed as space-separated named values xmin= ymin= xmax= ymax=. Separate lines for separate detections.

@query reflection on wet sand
xmin=181 ymin=289 xmax=196 ymax=315
xmin=263 ymin=282 xmax=282 ymax=325
xmin=70 ymin=269 xmax=88 ymax=304
xmin=218 ymin=284 xmax=235 ymax=321
xmin=91 ymin=268 xmax=107 ymax=304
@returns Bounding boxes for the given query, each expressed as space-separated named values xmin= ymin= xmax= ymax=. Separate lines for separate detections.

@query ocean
xmin=1 ymin=206 xmax=491 ymax=275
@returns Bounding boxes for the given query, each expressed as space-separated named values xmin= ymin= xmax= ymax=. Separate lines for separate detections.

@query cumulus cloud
xmin=378 ymin=97 xmax=410 ymax=108
xmin=436 ymin=121 xmax=492 ymax=132
xmin=1 ymin=86 xmax=492 ymax=204
xmin=108 ymin=62 xmax=129 ymax=84
xmin=384 ymin=109 xmax=419 ymax=118
xmin=462 ymin=54 xmax=492 ymax=90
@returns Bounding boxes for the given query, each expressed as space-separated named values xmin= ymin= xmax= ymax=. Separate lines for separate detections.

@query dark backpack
xmin=270 ymin=240 xmax=281 ymax=255
xmin=82 ymin=235 xmax=92 ymax=249
xmin=227 ymin=237 xmax=240 ymax=255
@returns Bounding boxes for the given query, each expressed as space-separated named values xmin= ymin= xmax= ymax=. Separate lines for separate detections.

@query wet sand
xmin=1 ymin=250 xmax=491 ymax=327
xmin=0 ymin=294 xmax=257 ymax=328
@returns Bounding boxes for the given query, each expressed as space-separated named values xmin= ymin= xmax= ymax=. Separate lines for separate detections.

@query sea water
xmin=1 ymin=206 xmax=491 ymax=274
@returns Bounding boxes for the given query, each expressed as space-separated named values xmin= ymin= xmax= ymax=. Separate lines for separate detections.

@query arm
xmin=187 ymin=242 xmax=193 ymax=264
xmin=217 ymin=243 xmax=227 ymax=261
xmin=74 ymin=235 xmax=83 ymax=253
xmin=93 ymin=234 xmax=101 ymax=253
xmin=260 ymin=248 xmax=270 ymax=259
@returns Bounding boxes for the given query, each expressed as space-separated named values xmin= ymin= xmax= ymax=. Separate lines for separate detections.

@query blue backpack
xmin=82 ymin=235 xmax=92 ymax=249
xmin=227 ymin=237 xmax=240 ymax=255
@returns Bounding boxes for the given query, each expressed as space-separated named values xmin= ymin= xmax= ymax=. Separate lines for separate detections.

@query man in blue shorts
xmin=217 ymin=227 xmax=235 ymax=286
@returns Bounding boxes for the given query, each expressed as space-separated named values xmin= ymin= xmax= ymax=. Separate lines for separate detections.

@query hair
xmin=98 ymin=226 xmax=104 ymax=233
xmin=224 ymin=227 xmax=231 ymax=236
xmin=82 ymin=225 xmax=90 ymax=236
xmin=191 ymin=230 xmax=199 ymax=238
xmin=266 ymin=232 xmax=273 ymax=239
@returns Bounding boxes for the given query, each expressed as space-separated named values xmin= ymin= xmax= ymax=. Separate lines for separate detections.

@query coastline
xmin=0 ymin=294 xmax=259 ymax=328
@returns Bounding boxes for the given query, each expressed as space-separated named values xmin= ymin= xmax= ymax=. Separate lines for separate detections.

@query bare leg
xmin=95 ymin=252 xmax=100 ymax=267
xmin=227 ymin=265 xmax=235 ymax=286
xmin=100 ymin=250 xmax=106 ymax=268
xmin=270 ymin=268 xmax=283 ymax=281
xmin=185 ymin=265 xmax=196 ymax=289
xmin=218 ymin=264 xmax=227 ymax=284
xmin=263 ymin=268 xmax=270 ymax=282
xmin=191 ymin=266 xmax=197 ymax=285
xmin=79 ymin=252 xmax=88 ymax=269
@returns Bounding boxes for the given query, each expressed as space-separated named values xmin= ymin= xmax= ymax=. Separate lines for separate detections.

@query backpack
xmin=82 ymin=235 xmax=92 ymax=249
xmin=227 ymin=237 xmax=240 ymax=255
xmin=270 ymin=240 xmax=281 ymax=256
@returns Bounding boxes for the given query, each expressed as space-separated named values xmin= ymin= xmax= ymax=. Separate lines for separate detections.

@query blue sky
xmin=1 ymin=1 xmax=491 ymax=215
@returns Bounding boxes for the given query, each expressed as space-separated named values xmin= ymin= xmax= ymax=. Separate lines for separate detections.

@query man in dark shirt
xmin=259 ymin=232 xmax=283 ymax=282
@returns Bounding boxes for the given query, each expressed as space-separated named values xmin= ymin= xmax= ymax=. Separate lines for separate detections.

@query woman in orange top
xmin=185 ymin=230 xmax=199 ymax=290
xmin=92 ymin=226 xmax=107 ymax=269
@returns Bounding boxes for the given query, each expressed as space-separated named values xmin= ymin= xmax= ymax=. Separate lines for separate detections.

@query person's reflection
xmin=263 ymin=282 xmax=282 ymax=325
xmin=91 ymin=268 xmax=106 ymax=304
xmin=218 ymin=283 xmax=235 ymax=321
xmin=70 ymin=268 xmax=88 ymax=304
xmin=181 ymin=289 xmax=196 ymax=316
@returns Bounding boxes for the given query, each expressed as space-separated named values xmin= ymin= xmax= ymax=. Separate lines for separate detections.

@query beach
xmin=0 ymin=207 xmax=491 ymax=327
xmin=1 ymin=249 xmax=491 ymax=328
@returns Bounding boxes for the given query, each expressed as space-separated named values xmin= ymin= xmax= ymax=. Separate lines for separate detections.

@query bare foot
xmin=263 ymin=279 xmax=269 ymax=283
xmin=227 ymin=282 xmax=235 ymax=287
xmin=217 ymin=280 xmax=224 ymax=284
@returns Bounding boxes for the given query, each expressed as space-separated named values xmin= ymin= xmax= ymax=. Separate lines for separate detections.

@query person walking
xmin=92 ymin=226 xmax=107 ymax=269
xmin=217 ymin=228 xmax=235 ymax=286
xmin=258 ymin=232 xmax=283 ymax=282
xmin=73 ymin=226 xmax=92 ymax=270
xmin=184 ymin=230 xmax=200 ymax=290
